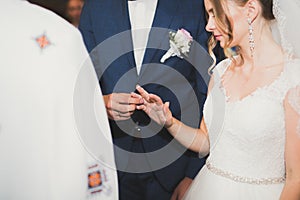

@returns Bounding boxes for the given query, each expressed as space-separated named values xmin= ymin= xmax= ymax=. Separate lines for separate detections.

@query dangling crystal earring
xmin=247 ymin=17 xmax=255 ymax=58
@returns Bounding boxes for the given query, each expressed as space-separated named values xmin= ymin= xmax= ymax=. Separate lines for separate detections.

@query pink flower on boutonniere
xmin=160 ymin=28 xmax=193 ymax=63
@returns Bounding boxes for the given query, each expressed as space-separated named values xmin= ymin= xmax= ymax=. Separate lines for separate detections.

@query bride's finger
xmin=136 ymin=85 xmax=150 ymax=101
xmin=136 ymin=104 xmax=146 ymax=111
xmin=164 ymin=102 xmax=170 ymax=113
xmin=149 ymin=94 xmax=163 ymax=104
xmin=164 ymin=101 xmax=170 ymax=108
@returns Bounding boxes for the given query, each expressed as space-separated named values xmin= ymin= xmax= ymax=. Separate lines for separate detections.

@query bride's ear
xmin=247 ymin=0 xmax=259 ymax=23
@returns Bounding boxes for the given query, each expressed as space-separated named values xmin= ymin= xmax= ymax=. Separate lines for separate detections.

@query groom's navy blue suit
xmin=79 ymin=0 xmax=211 ymax=199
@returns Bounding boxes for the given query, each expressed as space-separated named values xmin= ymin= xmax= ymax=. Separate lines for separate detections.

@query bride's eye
xmin=208 ymin=10 xmax=215 ymax=18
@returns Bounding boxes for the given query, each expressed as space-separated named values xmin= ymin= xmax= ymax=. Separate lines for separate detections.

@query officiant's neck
xmin=239 ymin=21 xmax=283 ymax=69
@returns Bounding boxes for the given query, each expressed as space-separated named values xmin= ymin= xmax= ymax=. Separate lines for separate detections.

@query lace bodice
xmin=203 ymin=58 xmax=300 ymax=180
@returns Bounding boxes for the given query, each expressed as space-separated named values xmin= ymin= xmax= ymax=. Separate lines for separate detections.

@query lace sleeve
xmin=282 ymin=85 xmax=300 ymax=198
xmin=286 ymin=86 xmax=300 ymax=138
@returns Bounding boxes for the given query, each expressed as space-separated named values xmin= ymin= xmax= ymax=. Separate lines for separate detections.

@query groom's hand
xmin=171 ymin=177 xmax=193 ymax=200
xmin=103 ymin=93 xmax=143 ymax=121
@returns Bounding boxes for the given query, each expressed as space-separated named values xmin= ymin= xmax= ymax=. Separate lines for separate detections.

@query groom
xmin=79 ymin=0 xmax=211 ymax=199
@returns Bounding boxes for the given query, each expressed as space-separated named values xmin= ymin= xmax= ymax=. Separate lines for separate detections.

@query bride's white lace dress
xmin=184 ymin=58 xmax=300 ymax=199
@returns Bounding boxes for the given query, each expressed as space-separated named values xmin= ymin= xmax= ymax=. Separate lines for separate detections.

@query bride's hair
xmin=207 ymin=0 xmax=275 ymax=70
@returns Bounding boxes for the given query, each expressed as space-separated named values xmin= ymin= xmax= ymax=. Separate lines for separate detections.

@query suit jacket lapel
xmin=140 ymin=0 xmax=180 ymax=74
xmin=119 ymin=0 xmax=136 ymax=69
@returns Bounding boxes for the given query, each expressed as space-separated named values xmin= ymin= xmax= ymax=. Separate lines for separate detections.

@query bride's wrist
xmin=164 ymin=117 xmax=174 ymax=129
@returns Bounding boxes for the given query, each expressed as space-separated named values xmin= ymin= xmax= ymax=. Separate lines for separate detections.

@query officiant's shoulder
xmin=19 ymin=1 xmax=81 ymax=39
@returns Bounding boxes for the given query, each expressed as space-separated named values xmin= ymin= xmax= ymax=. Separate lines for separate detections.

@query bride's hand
xmin=132 ymin=85 xmax=173 ymax=128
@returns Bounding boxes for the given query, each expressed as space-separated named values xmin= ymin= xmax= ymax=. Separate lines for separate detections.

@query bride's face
xmin=205 ymin=0 xmax=249 ymax=48
xmin=205 ymin=0 xmax=227 ymax=47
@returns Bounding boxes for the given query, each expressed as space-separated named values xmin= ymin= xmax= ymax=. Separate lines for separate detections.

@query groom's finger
xmin=130 ymin=92 xmax=144 ymax=104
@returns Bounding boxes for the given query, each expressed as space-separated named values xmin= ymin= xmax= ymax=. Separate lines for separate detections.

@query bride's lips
xmin=214 ymin=34 xmax=222 ymax=40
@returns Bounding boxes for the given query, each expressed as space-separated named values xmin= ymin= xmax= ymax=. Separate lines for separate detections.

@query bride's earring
xmin=247 ymin=17 xmax=255 ymax=57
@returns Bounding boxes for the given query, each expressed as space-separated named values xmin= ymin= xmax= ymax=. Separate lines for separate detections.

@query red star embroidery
xmin=35 ymin=34 xmax=51 ymax=49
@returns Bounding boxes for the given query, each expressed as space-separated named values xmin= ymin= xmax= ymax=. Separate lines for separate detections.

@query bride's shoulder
xmin=212 ymin=58 xmax=231 ymax=76
xmin=284 ymin=58 xmax=300 ymax=85
xmin=285 ymin=58 xmax=300 ymax=69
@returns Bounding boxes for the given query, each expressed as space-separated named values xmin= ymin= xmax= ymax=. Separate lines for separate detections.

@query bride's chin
xmin=217 ymin=40 xmax=225 ymax=48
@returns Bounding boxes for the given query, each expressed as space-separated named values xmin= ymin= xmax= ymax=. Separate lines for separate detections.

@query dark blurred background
xmin=29 ymin=0 xmax=67 ymax=18
xmin=28 ymin=0 xmax=84 ymax=28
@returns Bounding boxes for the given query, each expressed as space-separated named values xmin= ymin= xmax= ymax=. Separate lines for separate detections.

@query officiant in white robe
xmin=0 ymin=1 xmax=118 ymax=199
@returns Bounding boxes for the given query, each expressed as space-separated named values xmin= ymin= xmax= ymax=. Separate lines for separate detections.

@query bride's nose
xmin=206 ymin=16 xmax=216 ymax=32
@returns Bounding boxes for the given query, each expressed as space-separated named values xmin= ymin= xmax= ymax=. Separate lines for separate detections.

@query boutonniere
xmin=160 ymin=28 xmax=193 ymax=63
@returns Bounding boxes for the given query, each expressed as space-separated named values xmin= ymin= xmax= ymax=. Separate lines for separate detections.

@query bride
xmin=133 ymin=0 xmax=300 ymax=199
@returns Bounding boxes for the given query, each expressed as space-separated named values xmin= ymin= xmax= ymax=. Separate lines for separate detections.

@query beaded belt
xmin=206 ymin=161 xmax=285 ymax=185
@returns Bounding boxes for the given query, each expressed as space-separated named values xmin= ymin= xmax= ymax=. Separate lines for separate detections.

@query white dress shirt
xmin=128 ymin=0 xmax=158 ymax=75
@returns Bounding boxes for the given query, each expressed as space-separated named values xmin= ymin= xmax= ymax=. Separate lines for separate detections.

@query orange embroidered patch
xmin=88 ymin=171 xmax=102 ymax=188
xmin=35 ymin=34 xmax=51 ymax=49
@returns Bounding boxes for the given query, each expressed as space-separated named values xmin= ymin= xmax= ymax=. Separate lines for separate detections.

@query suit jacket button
xmin=136 ymin=126 xmax=141 ymax=132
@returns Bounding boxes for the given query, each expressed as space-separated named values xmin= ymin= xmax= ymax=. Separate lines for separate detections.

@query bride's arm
xmin=280 ymin=86 xmax=300 ymax=200
xmin=167 ymin=116 xmax=209 ymax=156
xmin=134 ymin=85 xmax=210 ymax=156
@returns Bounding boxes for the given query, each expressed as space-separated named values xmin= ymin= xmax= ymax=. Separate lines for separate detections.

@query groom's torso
xmin=84 ymin=0 xmax=208 ymax=96
xmin=82 ymin=0 xmax=209 ymax=139
xmin=80 ymin=0 xmax=209 ymax=191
